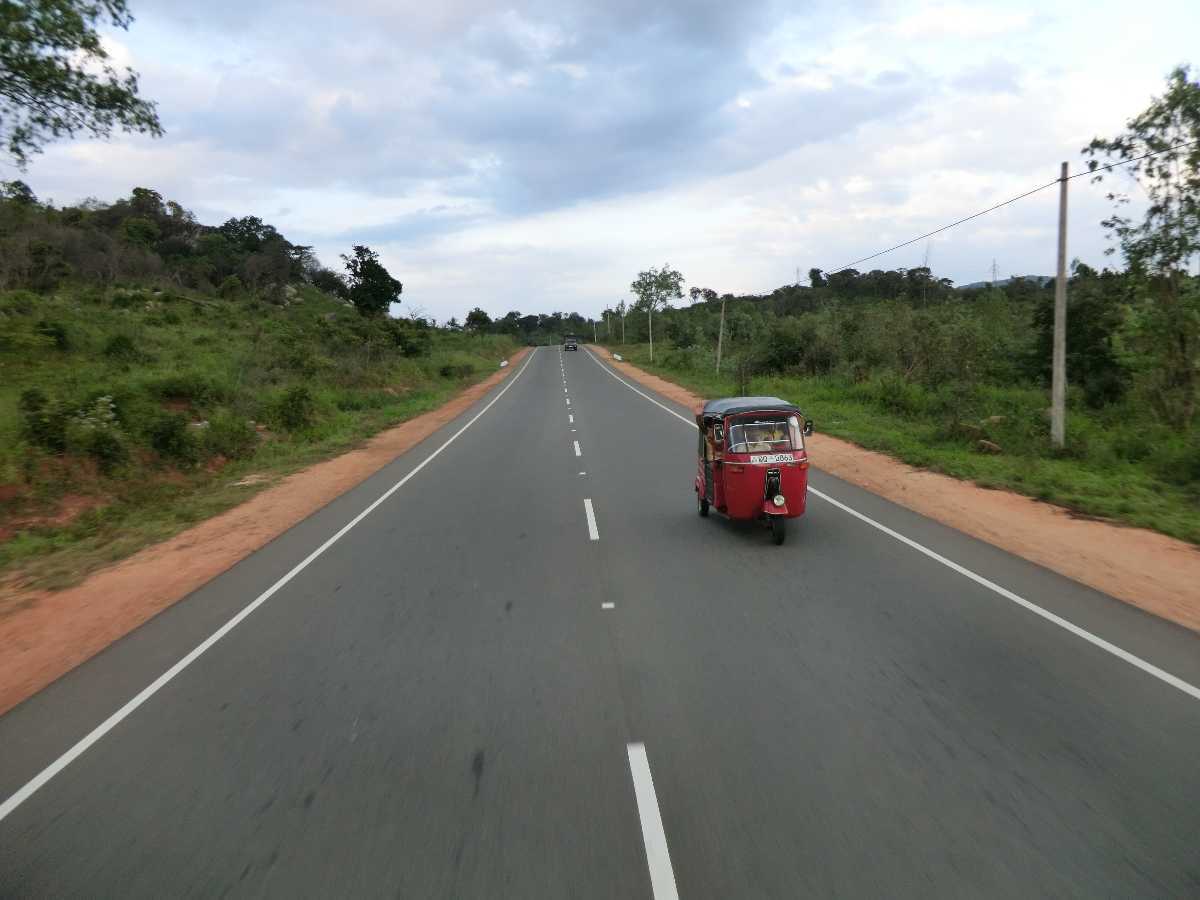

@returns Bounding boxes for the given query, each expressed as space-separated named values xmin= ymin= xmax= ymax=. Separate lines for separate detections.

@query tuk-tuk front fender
xmin=762 ymin=498 xmax=789 ymax=517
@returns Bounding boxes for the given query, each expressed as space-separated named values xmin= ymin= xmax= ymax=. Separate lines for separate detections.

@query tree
xmin=1084 ymin=65 xmax=1200 ymax=428
xmin=1 ymin=0 xmax=162 ymax=167
xmin=809 ymin=268 xmax=826 ymax=288
xmin=464 ymin=307 xmax=492 ymax=332
xmin=310 ymin=267 xmax=349 ymax=300
xmin=340 ymin=245 xmax=402 ymax=317
xmin=630 ymin=264 xmax=684 ymax=362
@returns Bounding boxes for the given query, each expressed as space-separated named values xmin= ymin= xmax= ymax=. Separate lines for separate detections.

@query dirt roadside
xmin=597 ymin=348 xmax=1199 ymax=634
xmin=0 ymin=348 xmax=531 ymax=716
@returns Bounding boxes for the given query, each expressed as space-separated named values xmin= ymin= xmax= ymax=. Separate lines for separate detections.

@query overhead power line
xmin=822 ymin=137 xmax=1200 ymax=276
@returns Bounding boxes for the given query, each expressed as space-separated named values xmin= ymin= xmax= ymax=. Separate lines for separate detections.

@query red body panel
xmin=694 ymin=456 xmax=809 ymax=520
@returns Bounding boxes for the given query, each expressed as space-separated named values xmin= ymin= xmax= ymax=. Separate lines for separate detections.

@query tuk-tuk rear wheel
xmin=698 ymin=495 xmax=710 ymax=517
xmin=770 ymin=515 xmax=786 ymax=545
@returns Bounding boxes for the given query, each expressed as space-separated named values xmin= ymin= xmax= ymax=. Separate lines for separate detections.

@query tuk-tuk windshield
xmin=726 ymin=415 xmax=803 ymax=453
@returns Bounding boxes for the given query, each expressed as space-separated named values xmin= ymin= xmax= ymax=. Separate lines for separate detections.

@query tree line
xmin=0 ymin=182 xmax=407 ymax=318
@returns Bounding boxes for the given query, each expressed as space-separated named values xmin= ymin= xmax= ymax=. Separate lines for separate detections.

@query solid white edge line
xmin=584 ymin=498 xmax=599 ymax=541
xmin=584 ymin=349 xmax=1200 ymax=702
xmin=0 ymin=348 xmax=540 ymax=826
xmin=627 ymin=743 xmax=680 ymax=900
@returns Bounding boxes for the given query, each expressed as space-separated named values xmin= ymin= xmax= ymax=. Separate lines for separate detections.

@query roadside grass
xmin=603 ymin=342 xmax=1200 ymax=545
xmin=0 ymin=285 xmax=519 ymax=590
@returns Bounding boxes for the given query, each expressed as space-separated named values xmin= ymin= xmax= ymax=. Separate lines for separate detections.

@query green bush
xmin=19 ymin=388 xmax=68 ymax=451
xmin=438 ymin=363 xmax=475 ymax=378
xmin=35 ymin=319 xmax=71 ymax=350
xmin=277 ymin=386 xmax=316 ymax=431
xmin=146 ymin=412 xmax=197 ymax=463
xmin=103 ymin=333 xmax=145 ymax=362
xmin=1 ymin=290 xmax=39 ymax=315
xmin=204 ymin=410 xmax=258 ymax=459
xmin=146 ymin=372 xmax=234 ymax=406
xmin=111 ymin=290 xmax=149 ymax=309
xmin=218 ymin=275 xmax=243 ymax=299
xmin=83 ymin=427 xmax=128 ymax=472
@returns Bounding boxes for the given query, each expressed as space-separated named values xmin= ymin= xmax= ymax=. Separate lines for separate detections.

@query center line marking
xmin=627 ymin=743 xmax=679 ymax=900
xmin=602 ymin=602 xmax=615 ymax=610
xmin=569 ymin=414 xmax=574 ymax=423
xmin=573 ymin=440 xmax=581 ymax=456
xmin=584 ymin=498 xmax=599 ymax=540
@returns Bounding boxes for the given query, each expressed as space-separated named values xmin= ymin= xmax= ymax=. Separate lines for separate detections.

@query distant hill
xmin=958 ymin=275 xmax=1052 ymax=291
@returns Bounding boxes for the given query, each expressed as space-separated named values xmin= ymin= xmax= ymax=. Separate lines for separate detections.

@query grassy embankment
xmin=603 ymin=342 xmax=1200 ymax=544
xmin=0 ymin=284 xmax=518 ymax=590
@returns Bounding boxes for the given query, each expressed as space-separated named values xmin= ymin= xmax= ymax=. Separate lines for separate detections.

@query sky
xmin=10 ymin=0 xmax=1200 ymax=322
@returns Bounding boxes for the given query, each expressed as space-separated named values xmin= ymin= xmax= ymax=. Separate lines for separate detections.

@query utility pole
xmin=621 ymin=310 xmax=626 ymax=344
xmin=592 ymin=319 xmax=598 ymax=343
xmin=648 ymin=305 xmax=654 ymax=363
xmin=1051 ymin=161 xmax=1069 ymax=448
xmin=715 ymin=296 xmax=726 ymax=375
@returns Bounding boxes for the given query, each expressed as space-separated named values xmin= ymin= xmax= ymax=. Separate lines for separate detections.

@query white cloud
xmin=15 ymin=0 xmax=1200 ymax=322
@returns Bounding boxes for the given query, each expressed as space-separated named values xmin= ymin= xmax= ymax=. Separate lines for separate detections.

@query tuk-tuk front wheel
xmin=770 ymin=515 xmax=786 ymax=545
xmin=698 ymin=494 xmax=710 ymax=517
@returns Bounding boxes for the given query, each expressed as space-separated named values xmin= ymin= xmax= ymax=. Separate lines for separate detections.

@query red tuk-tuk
xmin=695 ymin=397 xmax=813 ymax=544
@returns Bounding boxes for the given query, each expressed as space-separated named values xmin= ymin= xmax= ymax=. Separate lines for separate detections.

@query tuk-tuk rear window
xmin=726 ymin=415 xmax=803 ymax=453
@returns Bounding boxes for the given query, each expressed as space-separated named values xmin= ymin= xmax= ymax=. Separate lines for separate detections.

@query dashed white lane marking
xmin=566 ymin=398 xmax=571 ymax=406
xmin=627 ymin=743 xmax=679 ymax=900
xmin=0 ymin=348 xmax=542 ymax=826
xmin=579 ymin=471 xmax=586 ymax=475
xmin=584 ymin=498 xmax=599 ymax=540
xmin=574 ymin=440 xmax=582 ymax=457
xmin=569 ymin=414 xmax=574 ymax=423
xmin=602 ymin=602 xmax=615 ymax=610
xmin=584 ymin=348 xmax=1200 ymax=704
xmin=571 ymin=429 xmax=577 ymax=433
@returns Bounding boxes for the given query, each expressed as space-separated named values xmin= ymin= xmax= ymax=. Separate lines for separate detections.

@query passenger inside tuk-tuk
xmin=726 ymin=415 xmax=801 ymax=453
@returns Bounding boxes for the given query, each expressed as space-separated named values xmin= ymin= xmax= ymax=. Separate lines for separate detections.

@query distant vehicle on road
xmin=563 ymin=334 xmax=579 ymax=350
xmin=695 ymin=396 xmax=813 ymax=544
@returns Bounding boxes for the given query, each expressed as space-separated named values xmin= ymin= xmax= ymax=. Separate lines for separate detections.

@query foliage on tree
xmin=464 ymin=307 xmax=492 ymax=332
xmin=1085 ymin=65 xmax=1200 ymax=428
xmin=630 ymin=264 xmax=684 ymax=315
xmin=0 ymin=0 xmax=162 ymax=167
xmin=341 ymin=245 xmax=401 ymax=317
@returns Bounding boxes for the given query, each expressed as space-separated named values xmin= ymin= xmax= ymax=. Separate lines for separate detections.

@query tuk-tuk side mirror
xmin=714 ymin=424 xmax=724 ymax=444
xmin=803 ymin=419 xmax=814 ymax=436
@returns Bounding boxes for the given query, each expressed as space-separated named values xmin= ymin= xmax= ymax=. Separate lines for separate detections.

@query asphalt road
xmin=2 ymin=346 xmax=1199 ymax=898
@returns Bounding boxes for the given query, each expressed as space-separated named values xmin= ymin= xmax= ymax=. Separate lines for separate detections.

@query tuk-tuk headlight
xmin=772 ymin=494 xmax=785 ymax=507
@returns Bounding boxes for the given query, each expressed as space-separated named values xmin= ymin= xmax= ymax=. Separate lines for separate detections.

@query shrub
xmin=111 ymin=290 xmax=149 ymax=309
xmin=147 ymin=372 xmax=233 ymax=406
xmin=438 ymin=363 xmax=475 ymax=378
xmin=277 ymin=386 xmax=316 ymax=431
xmin=218 ymin=275 xmax=243 ymax=299
xmin=204 ymin=410 xmax=258 ymax=459
xmin=146 ymin=412 xmax=197 ymax=463
xmin=0 ymin=290 xmax=39 ymax=315
xmin=84 ymin=427 xmax=128 ymax=472
xmin=19 ymin=388 xmax=68 ymax=451
xmin=103 ymin=333 xmax=144 ymax=362
xmin=35 ymin=319 xmax=71 ymax=350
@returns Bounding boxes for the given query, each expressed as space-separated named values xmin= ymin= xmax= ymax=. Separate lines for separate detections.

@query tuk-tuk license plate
xmin=750 ymin=453 xmax=794 ymax=464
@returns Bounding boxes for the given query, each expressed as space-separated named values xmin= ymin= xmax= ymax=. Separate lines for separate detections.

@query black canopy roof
xmin=701 ymin=396 xmax=804 ymax=418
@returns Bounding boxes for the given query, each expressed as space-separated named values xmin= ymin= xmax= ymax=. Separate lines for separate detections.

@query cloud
xmin=16 ymin=0 xmax=1200 ymax=322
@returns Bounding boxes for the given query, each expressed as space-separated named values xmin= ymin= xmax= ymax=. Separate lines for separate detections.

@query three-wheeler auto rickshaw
xmin=694 ymin=397 xmax=813 ymax=544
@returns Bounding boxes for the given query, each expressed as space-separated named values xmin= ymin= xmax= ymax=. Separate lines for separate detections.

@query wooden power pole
xmin=1051 ymin=161 xmax=1069 ymax=448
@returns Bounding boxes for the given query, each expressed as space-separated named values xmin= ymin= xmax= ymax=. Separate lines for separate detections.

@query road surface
xmin=2 ymin=346 xmax=1199 ymax=898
